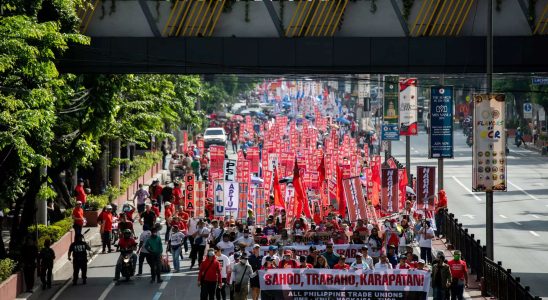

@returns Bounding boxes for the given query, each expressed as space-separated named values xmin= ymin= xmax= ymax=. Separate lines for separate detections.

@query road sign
xmin=523 ymin=102 xmax=533 ymax=119
xmin=381 ymin=124 xmax=400 ymax=141
xmin=429 ymin=86 xmax=454 ymax=158
xmin=532 ymin=77 xmax=548 ymax=85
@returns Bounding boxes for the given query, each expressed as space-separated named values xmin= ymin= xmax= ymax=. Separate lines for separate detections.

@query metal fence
xmin=437 ymin=209 xmax=541 ymax=300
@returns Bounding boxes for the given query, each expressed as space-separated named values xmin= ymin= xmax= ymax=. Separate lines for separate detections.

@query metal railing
xmin=437 ymin=209 xmax=541 ymax=300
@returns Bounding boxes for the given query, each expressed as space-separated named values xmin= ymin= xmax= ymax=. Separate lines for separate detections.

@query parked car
xmin=203 ymin=127 xmax=227 ymax=148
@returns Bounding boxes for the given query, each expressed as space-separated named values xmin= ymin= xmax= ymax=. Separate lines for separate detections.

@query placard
xmin=430 ymin=86 xmax=454 ymax=158
xmin=214 ymin=180 xmax=225 ymax=217
xmin=472 ymin=94 xmax=507 ymax=192
xmin=416 ymin=166 xmax=435 ymax=211
xmin=223 ymin=159 xmax=237 ymax=182
xmin=194 ymin=181 xmax=206 ymax=218
xmin=381 ymin=168 xmax=399 ymax=214
xmin=209 ymin=145 xmax=225 ymax=172
xmin=224 ymin=181 xmax=239 ymax=215
xmin=184 ymin=174 xmax=195 ymax=212
xmin=255 ymin=187 xmax=266 ymax=226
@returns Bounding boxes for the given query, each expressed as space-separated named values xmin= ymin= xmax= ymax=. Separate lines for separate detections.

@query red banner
xmin=197 ymin=138 xmax=204 ymax=156
xmin=237 ymin=160 xmax=251 ymax=183
xmin=342 ymin=177 xmax=367 ymax=222
xmin=195 ymin=181 xmax=206 ymax=218
xmin=182 ymin=130 xmax=188 ymax=154
xmin=209 ymin=145 xmax=225 ymax=172
xmin=247 ymin=147 xmax=260 ymax=173
xmin=381 ymin=168 xmax=399 ymax=214
xmin=238 ymin=182 xmax=249 ymax=222
xmin=184 ymin=174 xmax=195 ymax=212
xmin=255 ymin=187 xmax=266 ymax=226
xmin=417 ymin=166 xmax=436 ymax=211
xmin=263 ymin=170 xmax=273 ymax=195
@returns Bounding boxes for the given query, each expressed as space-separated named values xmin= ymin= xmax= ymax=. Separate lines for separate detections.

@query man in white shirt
xmin=216 ymin=234 xmax=235 ymax=257
xmin=261 ymin=245 xmax=280 ymax=266
xmin=374 ymin=254 xmax=393 ymax=270
xmin=210 ymin=220 xmax=224 ymax=245
xmin=234 ymin=229 xmax=254 ymax=252
xmin=168 ymin=226 xmax=185 ymax=272
xmin=350 ymin=253 xmax=370 ymax=270
xmin=418 ymin=220 xmax=435 ymax=264
xmin=214 ymin=246 xmax=231 ymax=300
xmin=360 ymin=246 xmax=375 ymax=270
xmin=186 ymin=217 xmax=198 ymax=253
xmin=190 ymin=220 xmax=209 ymax=269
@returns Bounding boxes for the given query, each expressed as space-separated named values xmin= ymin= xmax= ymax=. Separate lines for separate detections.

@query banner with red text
xmin=194 ymin=181 xmax=206 ymax=218
xmin=209 ymin=145 xmax=225 ymax=172
xmin=184 ymin=174 xmax=195 ymax=212
xmin=381 ymin=169 xmax=399 ymax=214
xmin=342 ymin=177 xmax=368 ymax=222
xmin=416 ymin=166 xmax=436 ymax=211
xmin=259 ymin=269 xmax=430 ymax=300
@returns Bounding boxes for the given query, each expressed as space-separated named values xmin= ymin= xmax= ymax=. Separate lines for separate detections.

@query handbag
xmin=234 ymin=265 xmax=248 ymax=293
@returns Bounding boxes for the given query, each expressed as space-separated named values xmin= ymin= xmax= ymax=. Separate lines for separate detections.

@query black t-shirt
xmin=162 ymin=186 xmax=173 ymax=203
xmin=433 ymin=266 xmax=443 ymax=287
xmin=70 ymin=241 xmax=90 ymax=262
xmin=249 ymin=254 xmax=263 ymax=272
xmin=141 ymin=210 xmax=156 ymax=228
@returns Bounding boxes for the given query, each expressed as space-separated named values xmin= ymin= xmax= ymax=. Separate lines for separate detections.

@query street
xmin=390 ymin=128 xmax=548 ymax=297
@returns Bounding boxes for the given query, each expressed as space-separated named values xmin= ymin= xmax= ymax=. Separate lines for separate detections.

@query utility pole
xmin=486 ymin=0 xmax=494 ymax=260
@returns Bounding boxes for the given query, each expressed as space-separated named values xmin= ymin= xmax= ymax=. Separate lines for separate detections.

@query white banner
xmin=268 ymin=153 xmax=279 ymax=171
xmin=472 ymin=94 xmax=507 ymax=192
xmin=223 ymin=159 xmax=237 ymax=182
xmin=399 ymin=78 xmax=418 ymax=135
xmin=214 ymin=180 xmax=225 ymax=217
xmin=223 ymin=181 xmax=239 ymax=214
xmin=259 ymin=269 xmax=430 ymax=299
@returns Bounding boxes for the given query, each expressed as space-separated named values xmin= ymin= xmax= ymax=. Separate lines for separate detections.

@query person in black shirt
xmin=248 ymin=244 xmax=263 ymax=300
xmin=21 ymin=236 xmax=38 ymax=292
xmin=38 ymin=239 xmax=55 ymax=290
xmin=68 ymin=234 xmax=91 ymax=285
xmin=139 ymin=203 xmax=157 ymax=230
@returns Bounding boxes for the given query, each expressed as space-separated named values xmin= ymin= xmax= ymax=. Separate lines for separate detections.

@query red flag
xmin=336 ymin=165 xmax=346 ymax=218
xmin=293 ymin=159 xmax=311 ymax=219
xmin=318 ymin=155 xmax=325 ymax=187
xmin=273 ymin=168 xmax=285 ymax=209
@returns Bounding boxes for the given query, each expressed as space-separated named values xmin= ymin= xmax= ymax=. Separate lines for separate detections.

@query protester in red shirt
xmin=72 ymin=201 xmax=84 ymax=237
xmin=151 ymin=180 xmax=163 ymax=202
xmin=448 ymin=250 xmax=468 ymax=298
xmin=397 ymin=255 xmax=411 ymax=269
xmin=172 ymin=182 xmax=183 ymax=206
xmin=198 ymin=249 xmax=222 ymax=299
xmin=354 ymin=219 xmax=369 ymax=235
xmin=74 ymin=179 xmax=87 ymax=204
xmin=113 ymin=229 xmax=137 ymax=282
xmin=298 ymin=256 xmax=313 ymax=269
xmin=278 ymin=250 xmax=299 ymax=269
xmin=333 ymin=256 xmax=350 ymax=270
xmin=99 ymin=205 xmax=113 ymax=253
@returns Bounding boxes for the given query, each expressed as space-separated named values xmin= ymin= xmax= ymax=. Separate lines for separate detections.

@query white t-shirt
xmin=187 ymin=219 xmax=198 ymax=236
xmin=261 ymin=254 xmax=280 ymax=266
xmin=374 ymin=262 xmax=393 ymax=270
xmin=195 ymin=227 xmax=210 ymax=246
xmin=217 ymin=241 xmax=235 ymax=257
xmin=216 ymin=254 xmax=230 ymax=279
xmin=367 ymin=238 xmax=382 ymax=258
xmin=234 ymin=236 xmax=254 ymax=248
xmin=139 ymin=230 xmax=152 ymax=253
xmin=211 ymin=227 xmax=223 ymax=241
xmin=418 ymin=227 xmax=435 ymax=248
xmin=169 ymin=231 xmax=185 ymax=246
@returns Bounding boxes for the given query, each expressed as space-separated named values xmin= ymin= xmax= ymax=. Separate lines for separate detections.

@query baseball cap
xmin=253 ymin=244 xmax=261 ymax=249
xmin=265 ymin=256 xmax=274 ymax=262
xmin=234 ymin=253 xmax=241 ymax=259
xmin=418 ymin=259 xmax=426 ymax=264
xmin=268 ymin=245 xmax=277 ymax=251
xmin=355 ymin=252 xmax=363 ymax=257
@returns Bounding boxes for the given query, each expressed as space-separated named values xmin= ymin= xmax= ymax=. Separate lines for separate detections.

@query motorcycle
xmin=120 ymin=252 xmax=135 ymax=281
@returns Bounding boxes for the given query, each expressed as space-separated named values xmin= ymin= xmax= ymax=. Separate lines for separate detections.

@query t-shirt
xmin=333 ymin=263 xmax=350 ymax=270
xmin=73 ymin=207 xmax=84 ymax=226
xmin=418 ymin=227 xmax=435 ymax=248
xmin=448 ymin=259 xmax=467 ymax=280
xmin=75 ymin=185 xmax=87 ymax=203
xmin=170 ymin=231 xmax=185 ymax=246
xmin=118 ymin=238 xmax=137 ymax=255
xmin=217 ymin=241 xmax=235 ymax=257
xmin=69 ymin=241 xmax=90 ymax=262
xmin=216 ymin=254 xmax=231 ymax=278
xmin=139 ymin=230 xmax=152 ymax=253
xmin=322 ymin=252 xmax=340 ymax=269
xmin=172 ymin=187 xmax=183 ymax=206
xmin=195 ymin=227 xmax=210 ymax=246
xmin=102 ymin=212 xmax=113 ymax=232
xmin=134 ymin=189 xmax=150 ymax=205
xmin=367 ymin=237 xmax=382 ymax=258
xmin=235 ymin=236 xmax=254 ymax=248
xmin=141 ymin=210 xmax=156 ymax=229
xmin=278 ymin=259 xmax=299 ymax=269
xmin=374 ymin=262 xmax=393 ymax=270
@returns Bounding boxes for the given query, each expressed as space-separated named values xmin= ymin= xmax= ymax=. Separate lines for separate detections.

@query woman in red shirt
xmin=333 ymin=256 xmax=350 ymax=270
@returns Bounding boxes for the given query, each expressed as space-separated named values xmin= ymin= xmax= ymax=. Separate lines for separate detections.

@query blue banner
xmin=429 ymin=86 xmax=454 ymax=158
xmin=382 ymin=123 xmax=400 ymax=141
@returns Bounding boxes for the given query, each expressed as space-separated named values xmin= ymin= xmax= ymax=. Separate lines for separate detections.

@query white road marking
xmin=499 ymin=214 xmax=508 ymax=219
xmin=462 ymin=214 xmax=475 ymax=219
xmin=508 ymin=180 xmax=539 ymax=201
xmin=452 ymin=176 xmax=482 ymax=202
xmin=530 ymin=214 xmax=540 ymax=219
xmin=529 ymin=231 xmax=540 ymax=237
xmin=513 ymin=221 xmax=522 ymax=226
xmin=97 ymin=282 xmax=115 ymax=300
xmin=51 ymin=247 xmax=100 ymax=300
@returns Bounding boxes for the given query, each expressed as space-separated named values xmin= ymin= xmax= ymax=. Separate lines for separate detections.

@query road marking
xmin=513 ymin=221 xmax=522 ymax=226
xmin=529 ymin=231 xmax=540 ymax=237
xmin=530 ymin=214 xmax=540 ymax=219
xmin=508 ymin=180 xmax=539 ymax=201
xmin=499 ymin=214 xmax=508 ymax=219
xmin=98 ymin=282 xmax=115 ymax=300
xmin=462 ymin=214 xmax=475 ymax=219
xmin=152 ymin=292 xmax=162 ymax=300
xmin=452 ymin=176 xmax=482 ymax=202
xmin=51 ymin=247 xmax=100 ymax=300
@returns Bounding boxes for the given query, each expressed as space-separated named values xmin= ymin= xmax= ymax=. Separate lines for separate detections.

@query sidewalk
xmin=431 ymin=237 xmax=488 ymax=300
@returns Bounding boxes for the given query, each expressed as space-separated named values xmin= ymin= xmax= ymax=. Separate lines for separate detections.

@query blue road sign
xmin=430 ymin=86 xmax=454 ymax=158
xmin=382 ymin=124 xmax=400 ymax=141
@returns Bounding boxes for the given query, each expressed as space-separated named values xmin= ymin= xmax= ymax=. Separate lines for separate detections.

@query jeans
xmin=73 ymin=260 xmax=87 ymax=284
xmin=201 ymin=280 xmax=217 ymax=300
xmin=146 ymin=254 xmax=162 ymax=282
xmin=171 ymin=245 xmax=182 ymax=272
xmin=115 ymin=253 xmax=137 ymax=279
xmin=420 ymin=247 xmax=433 ymax=264
xmin=451 ymin=280 xmax=465 ymax=300
xmin=102 ymin=231 xmax=112 ymax=252
xmin=432 ymin=286 xmax=447 ymax=300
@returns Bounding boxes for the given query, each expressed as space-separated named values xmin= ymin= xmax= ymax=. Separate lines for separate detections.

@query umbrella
xmin=406 ymin=186 xmax=416 ymax=195
xmin=336 ymin=117 xmax=350 ymax=125
xmin=251 ymin=176 xmax=264 ymax=184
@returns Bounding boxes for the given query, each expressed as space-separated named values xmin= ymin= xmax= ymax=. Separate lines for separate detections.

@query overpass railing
xmin=438 ymin=209 xmax=541 ymax=300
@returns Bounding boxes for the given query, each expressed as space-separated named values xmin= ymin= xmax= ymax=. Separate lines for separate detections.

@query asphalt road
xmin=390 ymin=127 xmax=548 ymax=298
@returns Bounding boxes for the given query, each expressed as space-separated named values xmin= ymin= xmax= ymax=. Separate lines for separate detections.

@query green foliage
xmin=402 ymin=0 xmax=414 ymax=21
xmin=201 ymin=75 xmax=257 ymax=114
xmin=28 ymin=223 xmax=64 ymax=249
xmin=0 ymin=258 xmax=17 ymax=282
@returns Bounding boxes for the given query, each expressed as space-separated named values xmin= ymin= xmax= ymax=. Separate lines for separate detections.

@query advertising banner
xmin=472 ymin=94 xmax=507 ymax=192
xmin=223 ymin=159 xmax=237 ymax=182
xmin=381 ymin=168 xmax=399 ymax=214
xmin=209 ymin=145 xmax=225 ymax=172
xmin=194 ymin=181 xmax=206 ymax=218
xmin=255 ymin=187 xmax=266 ymax=226
xmin=259 ymin=269 xmax=430 ymax=300
xmin=430 ymin=86 xmax=454 ymax=158
xmin=383 ymin=75 xmax=400 ymax=125
xmin=223 ymin=181 xmax=239 ymax=215
xmin=399 ymin=78 xmax=418 ymax=135
xmin=342 ymin=177 xmax=368 ymax=222
xmin=416 ymin=166 xmax=436 ymax=211
xmin=381 ymin=124 xmax=400 ymax=141
xmin=214 ymin=180 xmax=225 ymax=217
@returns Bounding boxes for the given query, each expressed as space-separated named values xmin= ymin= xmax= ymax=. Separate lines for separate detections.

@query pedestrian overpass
xmin=59 ymin=0 xmax=548 ymax=74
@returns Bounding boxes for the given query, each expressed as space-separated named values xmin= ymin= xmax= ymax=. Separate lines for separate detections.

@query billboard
xmin=399 ymin=78 xmax=418 ymax=135
xmin=429 ymin=86 xmax=454 ymax=158
xmin=472 ymin=94 xmax=507 ymax=192
xmin=383 ymin=75 xmax=400 ymax=125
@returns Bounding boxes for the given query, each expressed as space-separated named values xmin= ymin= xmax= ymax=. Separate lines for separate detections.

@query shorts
xmin=250 ymin=275 xmax=260 ymax=288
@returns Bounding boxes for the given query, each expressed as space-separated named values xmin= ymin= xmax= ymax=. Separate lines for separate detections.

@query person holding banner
xmin=321 ymin=242 xmax=340 ymax=268
xmin=314 ymin=255 xmax=329 ymax=269
xmin=418 ymin=220 xmax=435 ymax=264
xmin=333 ymin=255 xmax=350 ymax=270
xmin=359 ymin=246 xmax=375 ymax=270
xmin=350 ymin=252 xmax=370 ymax=270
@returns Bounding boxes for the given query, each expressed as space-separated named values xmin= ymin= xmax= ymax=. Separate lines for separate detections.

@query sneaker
xmin=101 ymin=250 xmax=106 ymax=254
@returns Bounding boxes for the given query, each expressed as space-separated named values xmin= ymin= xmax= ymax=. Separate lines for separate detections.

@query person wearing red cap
xmin=278 ymin=250 xmax=298 ymax=268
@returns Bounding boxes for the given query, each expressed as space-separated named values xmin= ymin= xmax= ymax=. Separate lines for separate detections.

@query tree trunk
xmin=50 ymin=170 xmax=72 ymax=208
xmin=91 ymin=139 xmax=109 ymax=194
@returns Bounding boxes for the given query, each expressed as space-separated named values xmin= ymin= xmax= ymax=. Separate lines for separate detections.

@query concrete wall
xmin=87 ymin=1 xmax=155 ymax=37
xmin=215 ymin=1 xmax=279 ymax=37
xmin=339 ymin=0 xmax=406 ymax=37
